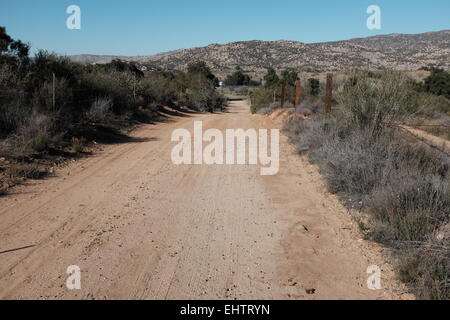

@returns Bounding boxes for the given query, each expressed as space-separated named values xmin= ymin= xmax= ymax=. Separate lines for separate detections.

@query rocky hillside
xmin=68 ymin=30 xmax=450 ymax=79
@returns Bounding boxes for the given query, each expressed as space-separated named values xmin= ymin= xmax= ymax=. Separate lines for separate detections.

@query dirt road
xmin=0 ymin=101 xmax=410 ymax=300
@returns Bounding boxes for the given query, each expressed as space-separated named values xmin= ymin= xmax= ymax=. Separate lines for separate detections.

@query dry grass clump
xmin=7 ymin=162 xmax=47 ymax=180
xmin=256 ymin=101 xmax=294 ymax=115
xmin=85 ymin=97 xmax=113 ymax=124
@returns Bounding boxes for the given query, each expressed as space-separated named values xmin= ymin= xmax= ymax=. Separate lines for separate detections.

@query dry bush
xmin=369 ymin=145 xmax=450 ymax=243
xmin=284 ymin=116 xmax=449 ymax=299
xmin=257 ymin=101 xmax=293 ymax=115
xmin=15 ymin=113 xmax=53 ymax=154
xmin=399 ymin=238 xmax=449 ymax=300
xmin=296 ymin=98 xmax=322 ymax=116
xmin=71 ymin=137 xmax=86 ymax=153
xmin=234 ymin=86 xmax=249 ymax=96
xmin=85 ymin=97 xmax=113 ymax=123
xmin=417 ymin=94 xmax=450 ymax=117
xmin=7 ymin=162 xmax=46 ymax=180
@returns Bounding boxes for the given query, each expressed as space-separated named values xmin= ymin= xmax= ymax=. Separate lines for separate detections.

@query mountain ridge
xmin=68 ymin=30 xmax=450 ymax=78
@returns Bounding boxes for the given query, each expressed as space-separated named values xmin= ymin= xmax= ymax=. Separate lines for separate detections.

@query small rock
xmin=305 ymin=288 xmax=316 ymax=295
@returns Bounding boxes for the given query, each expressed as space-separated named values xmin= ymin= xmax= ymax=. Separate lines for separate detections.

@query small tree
xmin=187 ymin=60 xmax=219 ymax=87
xmin=264 ymin=68 xmax=280 ymax=87
xmin=0 ymin=26 xmax=13 ymax=53
xmin=308 ymin=78 xmax=320 ymax=96
xmin=224 ymin=67 xmax=251 ymax=86
xmin=0 ymin=26 xmax=30 ymax=63
xmin=422 ymin=68 xmax=450 ymax=99
xmin=281 ymin=69 xmax=298 ymax=86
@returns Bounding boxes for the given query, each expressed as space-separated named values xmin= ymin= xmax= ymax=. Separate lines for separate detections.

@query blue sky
xmin=0 ymin=0 xmax=449 ymax=56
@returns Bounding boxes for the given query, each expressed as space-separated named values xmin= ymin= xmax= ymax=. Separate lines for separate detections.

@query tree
xmin=187 ymin=60 xmax=219 ymax=87
xmin=308 ymin=78 xmax=320 ymax=96
xmin=263 ymin=68 xmax=280 ymax=87
xmin=0 ymin=26 xmax=12 ymax=53
xmin=0 ymin=27 xmax=29 ymax=58
xmin=422 ymin=68 xmax=450 ymax=100
xmin=9 ymin=39 xmax=29 ymax=59
xmin=107 ymin=59 xmax=144 ymax=78
xmin=281 ymin=69 xmax=298 ymax=86
xmin=224 ymin=67 xmax=251 ymax=86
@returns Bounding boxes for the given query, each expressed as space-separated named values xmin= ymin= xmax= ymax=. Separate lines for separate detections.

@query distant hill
xmin=68 ymin=30 xmax=450 ymax=79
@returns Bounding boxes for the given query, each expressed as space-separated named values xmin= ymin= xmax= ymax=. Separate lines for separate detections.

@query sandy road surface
xmin=0 ymin=101 xmax=410 ymax=300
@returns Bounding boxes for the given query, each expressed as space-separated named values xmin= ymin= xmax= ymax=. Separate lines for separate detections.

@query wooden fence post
xmin=295 ymin=79 xmax=302 ymax=107
xmin=280 ymin=80 xmax=286 ymax=108
xmin=325 ymin=74 xmax=333 ymax=114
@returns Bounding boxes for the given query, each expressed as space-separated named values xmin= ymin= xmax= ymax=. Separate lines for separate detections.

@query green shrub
xmin=281 ymin=69 xmax=298 ymax=86
xmin=263 ymin=68 xmax=280 ymax=87
xmin=250 ymin=87 xmax=274 ymax=114
xmin=179 ymin=73 xmax=224 ymax=112
xmin=80 ymin=70 xmax=135 ymax=115
xmin=336 ymin=71 xmax=419 ymax=137
xmin=187 ymin=60 xmax=219 ymax=87
xmin=308 ymin=78 xmax=320 ymax=96
xmin=138 ymin=74 xmax=176 ymax=106
xmin=224 ymin=67 xmax=251 ymax=86
xmin=421 ymin=69 xmax=450 ymax=100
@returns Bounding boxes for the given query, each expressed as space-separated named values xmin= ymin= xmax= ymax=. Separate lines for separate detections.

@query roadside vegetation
xmin=250 ymin=68 xmax=322 ymax=114
xmin=409 ymin=68 xmax=450 ymax=140
xmin=0 ymin=27 xmax=224 ymax=193
xmin=279 ymin=70 xmax=449 ymax=299
xmin=224 ymin=66 xmax=260 ymax=86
